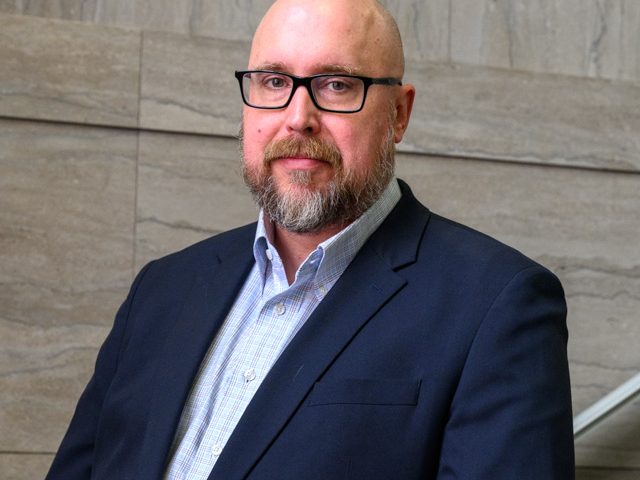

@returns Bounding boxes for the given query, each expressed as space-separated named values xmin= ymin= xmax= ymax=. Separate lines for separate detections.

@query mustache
xmin=263 ymin=136 xmax=342 ymax=167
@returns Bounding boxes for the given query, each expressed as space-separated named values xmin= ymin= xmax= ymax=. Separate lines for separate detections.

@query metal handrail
xmin=573 ymin=372 xmax=640 ymax=438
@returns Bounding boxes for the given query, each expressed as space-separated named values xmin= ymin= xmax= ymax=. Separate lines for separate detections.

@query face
xmin=241 ymin=0 xmax=414 ymax=233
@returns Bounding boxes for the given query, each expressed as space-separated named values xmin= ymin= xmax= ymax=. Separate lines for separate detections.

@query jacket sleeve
xmin=437 ymin=265 xmax=575 ymax=479
xmin=45 ymin=262 xmax=153 ymax=480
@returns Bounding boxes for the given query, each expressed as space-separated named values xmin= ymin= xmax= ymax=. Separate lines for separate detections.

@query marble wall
xmin=0 ymin=3 xmax=638 ymax=478
xmin=1 ymin=0 xmax=639 ymax=82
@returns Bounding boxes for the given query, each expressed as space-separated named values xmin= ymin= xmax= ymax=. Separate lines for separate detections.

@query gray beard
xmin=255 ymin=170 xmax=355 ymax=234
xmin=241 ymin=127 xmax=396 ymax=234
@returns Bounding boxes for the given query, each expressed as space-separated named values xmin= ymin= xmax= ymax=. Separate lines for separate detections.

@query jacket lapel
xmin=210 ymin=184 xmax=431 ymax=480
xmin=136 ymin=229 xmax=256 ymax=479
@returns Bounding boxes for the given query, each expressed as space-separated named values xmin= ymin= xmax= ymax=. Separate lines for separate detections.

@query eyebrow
xmin=252 ymin=62 xmax=363 ymax=76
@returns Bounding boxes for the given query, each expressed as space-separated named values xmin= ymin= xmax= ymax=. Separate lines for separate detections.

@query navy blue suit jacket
xmin=47 ymin=180 xmax=574 ymax=479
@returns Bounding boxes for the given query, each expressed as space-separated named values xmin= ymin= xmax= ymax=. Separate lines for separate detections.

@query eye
xmin=328 ymin=79 xmax=349 ymax=91
xmin=316 ymin=76 xmax=357 ymax=95
xmin=261 ymin=75 xmax=289 ymax=89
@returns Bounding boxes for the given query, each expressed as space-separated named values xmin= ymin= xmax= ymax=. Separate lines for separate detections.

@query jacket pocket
xmin=307 ymin=378 xmax=421 ymax=406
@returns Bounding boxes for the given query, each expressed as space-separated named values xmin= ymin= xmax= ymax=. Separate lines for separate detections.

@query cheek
xmin=340 ymin=128 xmax=379 ymax=167
xmin=242 ymin=115 xmax=270 ymax=161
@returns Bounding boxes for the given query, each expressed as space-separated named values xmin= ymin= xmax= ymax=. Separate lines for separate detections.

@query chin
xmin=281 ymin=169 xmax=330 ymax=190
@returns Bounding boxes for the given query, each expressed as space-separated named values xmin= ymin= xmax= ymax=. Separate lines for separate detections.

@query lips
xmin=276 ymin=156 xmax=327 ymax=169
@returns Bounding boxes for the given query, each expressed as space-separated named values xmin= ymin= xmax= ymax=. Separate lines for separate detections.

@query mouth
xmin=273 ymin=156 xmax=329 ymax=170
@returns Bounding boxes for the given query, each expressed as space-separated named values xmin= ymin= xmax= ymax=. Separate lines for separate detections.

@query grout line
xmin=132 ymin=30 xmax=145 ymax=278
xmin=0 ymin=114 xmax=638 ymax=177
xmin=0 ymin=114 xmax=225 ymax=138
xmin=132 ymin=123 xmax=141 ymax=279
xmin=395 ymin=148 xmax=640 ymax=175
xmin=0 ymin=451 xmax=55 ymax=455
xmin=137 ymin=30 xmax=144 ymax=132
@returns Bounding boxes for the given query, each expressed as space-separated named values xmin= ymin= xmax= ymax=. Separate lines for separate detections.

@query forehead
xmin=249 ymin=2 xmax=387 ymax=76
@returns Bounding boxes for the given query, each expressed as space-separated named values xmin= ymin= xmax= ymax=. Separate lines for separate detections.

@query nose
xmin=284 ymin=84 xmax=321 ymax=135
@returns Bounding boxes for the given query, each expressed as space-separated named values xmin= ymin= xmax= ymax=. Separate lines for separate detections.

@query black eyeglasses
xmin=235 ymin=70 xmax=402 ymax=113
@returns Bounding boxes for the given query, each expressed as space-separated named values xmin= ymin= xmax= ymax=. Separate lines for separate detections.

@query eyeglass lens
xmin=241 ymin=72 xmax=365 ymax=112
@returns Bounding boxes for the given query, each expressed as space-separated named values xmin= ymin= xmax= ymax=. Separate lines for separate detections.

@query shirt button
xmin=318 ymin=286 xmax=327 ymax=295
xmin=274 ymin=302 xmax=286 ymax=315
xmin=212 ymin=443 xmax=223 ymax=456
xmin=266 ymin=249 xmax=273 ymax=261
xmin=243 ymin=368 xmax=256 ymax=383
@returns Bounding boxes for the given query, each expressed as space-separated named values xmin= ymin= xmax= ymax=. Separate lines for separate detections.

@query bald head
xmin=370 ymin=1 xmax=405 ymax=76
xmin=250 ymin=0 xmax=405 ymax=78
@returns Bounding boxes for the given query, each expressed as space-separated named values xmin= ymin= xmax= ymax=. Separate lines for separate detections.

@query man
xmin=47 ymin=0 xmax=575 ymax=479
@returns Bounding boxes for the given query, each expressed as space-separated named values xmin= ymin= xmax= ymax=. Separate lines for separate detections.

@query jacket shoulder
xmin=423 ymin=211 xmax=555 ymax=282
xmin=392 ymin=180 xmax=552 ymax=280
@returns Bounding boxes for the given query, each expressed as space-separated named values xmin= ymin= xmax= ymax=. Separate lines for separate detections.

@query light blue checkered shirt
xmin=164 ymin=179 xmax=401 ymax=480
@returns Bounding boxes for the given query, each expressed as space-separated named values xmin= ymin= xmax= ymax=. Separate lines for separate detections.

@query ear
xmin=393 ymin=83 xmax=416 ymax=143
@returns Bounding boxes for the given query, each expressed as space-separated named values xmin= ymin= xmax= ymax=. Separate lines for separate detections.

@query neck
xmin=272 ymin=222 xmax=348 ymax=285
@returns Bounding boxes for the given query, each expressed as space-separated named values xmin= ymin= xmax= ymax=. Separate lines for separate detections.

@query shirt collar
xmin=253 ymin=178 xmax=401 ymax=291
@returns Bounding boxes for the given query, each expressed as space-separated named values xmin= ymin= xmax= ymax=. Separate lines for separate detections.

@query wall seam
xmin=132 ymin=29 xmax=145 ymax=279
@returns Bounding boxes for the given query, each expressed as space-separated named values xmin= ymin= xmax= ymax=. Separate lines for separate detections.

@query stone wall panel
xmin=450 ymin=0 xmax=640 ymax=81
xmin=135 ymin=132 xmax=256 ymax=270
xmin=0 ymin=454 xmax=55 ymax=480
xmin=403 ymin=62 xmax=640 ymax=172
xmin=4 ymin=1 xmax=640 ymax=81
xmin=381 ymin=0 xmax=451 ymax=63
xmin=139 ymin=32 xmax=247 ymax=135
xmin=0 ymin=119 xmax=136 ymax=451
xmin=0 ymin=14 xmax=140 ymax=127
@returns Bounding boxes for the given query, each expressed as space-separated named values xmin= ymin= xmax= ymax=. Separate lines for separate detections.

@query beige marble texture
xmin=0 ymin=454 xmax=54 ymax=480
xmin=135 ymin=132 xmax=256 ymax=269
xmin=178 ymin=0 xmax=272 ymax=40
xmin=402 ymin=61 xmax=640 ymax=172
xmin=16 ymin=0 xmax=85 ymax=19
xmin=620 ymin=0 xmax=640 ymax=82
xmin=0 ymin=119 xmax=136 ymax=451
xmin=0 ymin=13 xmax=140 ymax=127
xmin=0 ymin=0 xmax=17 ymax=13
xmin=139 ymin=32 xmax=248 ymax=136
xmin=87 ymin=0 xmax=451 ymax=58
xmin=81 ymin=0 xmax=272 ymax=39
xmin=450 ymin=0 xmax=640 ymax=82
xmin=382 ymin=0 xmax=451 ymax=63
xmin=0 ymin=322 xmax=108 ymax=452
xmin=92 ymin=0 xmax=194 ymax=33
xmin=0 ymin=119 xmax=137 ymax=326
xmin=395 ymin=153 xmax=640 ymax=415
xmin=5 ymin=0 xmax=640 ymax=82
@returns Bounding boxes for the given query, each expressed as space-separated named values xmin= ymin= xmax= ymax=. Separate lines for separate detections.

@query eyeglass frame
xmin=234 ymin=70 xmax=403 ymax=114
